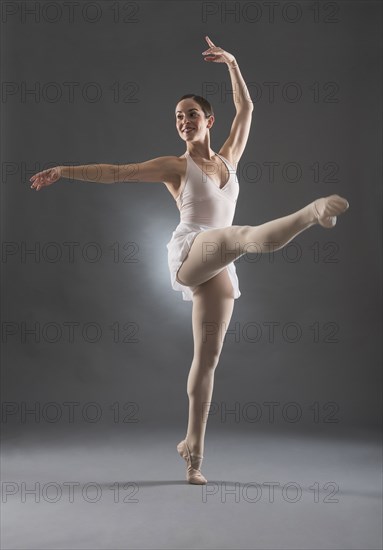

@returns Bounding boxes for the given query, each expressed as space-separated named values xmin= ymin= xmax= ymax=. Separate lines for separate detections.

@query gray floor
xmin=1 ymin=428 xmax=382 ymax=550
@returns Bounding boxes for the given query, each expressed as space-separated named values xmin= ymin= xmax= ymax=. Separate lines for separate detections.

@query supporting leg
xmin=177 ymin=268 xmax=235 ymax=484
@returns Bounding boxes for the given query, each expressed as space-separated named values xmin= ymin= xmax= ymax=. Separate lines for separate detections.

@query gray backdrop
xmin=1 ymin=0 xmax=381 ymax=442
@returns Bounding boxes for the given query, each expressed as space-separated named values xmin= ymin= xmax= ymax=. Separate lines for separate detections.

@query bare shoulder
xmin=217 ymin=148 xmax=238 ymax=170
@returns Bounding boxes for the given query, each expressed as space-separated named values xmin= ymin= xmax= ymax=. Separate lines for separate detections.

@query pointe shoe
xmin=312 ymin=194 xmax=350 ymax=228
xmin=177 ymin=439 xmax=207 ymax=485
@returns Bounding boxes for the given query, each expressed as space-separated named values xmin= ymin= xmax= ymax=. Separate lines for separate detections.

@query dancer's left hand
xmin=202 ymin=36 xmax=236 ymax=65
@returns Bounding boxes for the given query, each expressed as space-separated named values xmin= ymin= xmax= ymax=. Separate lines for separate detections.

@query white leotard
xmin=176 ymin=151 xmax=239 ymax=225
xmin=166 ymin=151 xmax=241 ymax=301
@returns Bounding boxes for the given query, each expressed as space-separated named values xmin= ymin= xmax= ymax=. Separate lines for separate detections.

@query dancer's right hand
xmin=30 ymin=166 xmax=62 ymax=191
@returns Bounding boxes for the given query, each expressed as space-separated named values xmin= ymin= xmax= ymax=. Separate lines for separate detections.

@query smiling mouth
xmin=183 ymin=128 xmax=194 ymax=133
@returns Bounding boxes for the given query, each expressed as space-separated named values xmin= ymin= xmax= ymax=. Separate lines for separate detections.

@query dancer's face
xmin=175 ymin=99 xmax=214 ymax=142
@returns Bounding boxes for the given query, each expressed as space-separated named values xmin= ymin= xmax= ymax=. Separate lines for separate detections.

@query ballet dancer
xmin=30 ymin=36 xmax=349 ymax=485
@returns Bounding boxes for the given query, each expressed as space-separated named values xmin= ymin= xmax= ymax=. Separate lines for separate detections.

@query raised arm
xmin=202 ymin=36 xmax=254 ymax=167
xmin=30 ymin=156 xmax=181 ymax=191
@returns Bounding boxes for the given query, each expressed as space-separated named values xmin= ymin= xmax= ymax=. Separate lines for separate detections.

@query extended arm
xmin=202 ymin=36 xmax=253 ymax=166
xmin=30 ymin=157 xmax=181 ymax=190
xmin=219 ymin=60 xmax=254 ymax=166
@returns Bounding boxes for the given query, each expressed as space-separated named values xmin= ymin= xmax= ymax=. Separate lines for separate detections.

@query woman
xmin=30 ymin=36 xmax=349 ymax=485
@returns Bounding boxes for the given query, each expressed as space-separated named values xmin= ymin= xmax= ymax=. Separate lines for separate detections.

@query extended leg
xmin=176 ymin=194 xmax=349 ymax=287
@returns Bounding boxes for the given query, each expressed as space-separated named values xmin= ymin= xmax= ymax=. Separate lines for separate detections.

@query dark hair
xmin=177 ymin=94 xmax=214 ymax=118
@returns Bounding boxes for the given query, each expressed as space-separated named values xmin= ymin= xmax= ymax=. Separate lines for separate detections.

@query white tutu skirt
xmin=166 ymin=222 xmax=241 ymax=302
